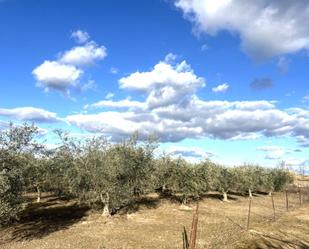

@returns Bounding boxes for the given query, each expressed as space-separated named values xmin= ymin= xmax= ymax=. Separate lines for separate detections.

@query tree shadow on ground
xmin=200 ymin=192 xmax=238 ymax=201
xmin=5 ymin=198 xmax=89 ymax=242
xmin=117 ymin=195 xmax=160 ymax=214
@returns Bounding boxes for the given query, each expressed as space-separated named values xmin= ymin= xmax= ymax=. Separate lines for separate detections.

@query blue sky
xmin=0 ymin=0 xmax=308 ymax=170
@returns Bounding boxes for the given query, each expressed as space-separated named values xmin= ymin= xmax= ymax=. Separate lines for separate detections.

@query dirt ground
xmin=0 ymin=191 xmax=308 ymax=249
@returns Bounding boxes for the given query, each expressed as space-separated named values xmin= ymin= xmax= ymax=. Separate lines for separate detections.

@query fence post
xmin=247 ymin=197 xmax=252 ymax=230
xmin=189 ymin=203 xmax=199 ymax=249
xmin=285 ymin=190 xmax=289 ymax=212
xmin=270 ymin=192 xmax=276 ymax=221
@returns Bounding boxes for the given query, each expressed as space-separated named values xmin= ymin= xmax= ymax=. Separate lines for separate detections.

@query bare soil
xmin=0 ymin=191 xmax=308 ymax=249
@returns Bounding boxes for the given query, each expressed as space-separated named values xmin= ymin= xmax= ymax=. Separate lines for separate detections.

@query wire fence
xmin=183 ymin=186 xmax=309 ymax=249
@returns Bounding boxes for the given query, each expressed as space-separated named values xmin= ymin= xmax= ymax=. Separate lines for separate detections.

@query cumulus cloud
xmin=168 ymin=145 xmax=213 ymax=157
xmin=250 ymin=78 xmax=273 ymax=90
xmin=33 ymin=31 xmax=106 ymax=95
xmin=119 ymin=59 xmax=205 ymax=109
xmin=212 ymin=83 xmax=229 ymax=93
xmin=71 ymin=30 xmax=90 ymax=44
xmin=119 ymin=60 xmax=204 ymax=92
xmin=70 ymin=55 xmax=309 ymax=146
xmin=175 ymin=0 xmax=309 ymax=61
xmin=33 ymin=61 xmax=83 ymax=93
xmin=165 ymin=145 xmax=214 ymax=162
xmin=59 ymin=41 xmax=106 ymax=66
xmin=0 ymin=107 xmax=60 ymax=123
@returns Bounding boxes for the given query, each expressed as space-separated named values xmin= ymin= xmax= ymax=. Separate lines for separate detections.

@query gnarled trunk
xmin=162 ymin=184 xmax=166 ymax=192
xmin=223 ymin=191 xmax=228 ymax=201
xmin=248 ymin=189 xmax=253 ymax=199
xmin=100 ymin=192 xmax=110 ymax=217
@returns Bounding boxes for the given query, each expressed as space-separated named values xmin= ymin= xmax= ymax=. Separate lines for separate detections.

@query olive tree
xmin=216 ymin=166 xmax=237 ymax=201
xmin=69 ymin=134 xmax=157 ymax=216
xmin=0 ymin=123 xmax=40 ymax=225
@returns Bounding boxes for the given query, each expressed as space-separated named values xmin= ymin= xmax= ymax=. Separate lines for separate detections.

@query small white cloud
xmin=119 ymin=59 xmax=205 ymax=92
xmin=165 ymin=145 xmax=214 ymax=163
xmin=0 ymin=107 xmax=60 ymax=123
xmin=81 ymin=80 xmax=96 ymax=91
xmin=302 ymin=94 xmax=309 ymax=103
xmin=33 ymin=31 xmax=107 ymax=96
xmin=212 ymin=83 xmax=229 ymax=93
xmin=71 ymin=30 xmax=90 ymax=44
xmin=164 ymin=53 xmax=177 ymax=63
xmin=105 ymin=92 xmax=114 ymax=99
xmin=201 ymin=44 xmax=208 ymax=51
xmin=110 ymin=67 xmax=119 ymax=74
xmin=32 ymin=60 xmax=83 ymax=93
xmin=59 ymin=41 xmax=107 ymax=66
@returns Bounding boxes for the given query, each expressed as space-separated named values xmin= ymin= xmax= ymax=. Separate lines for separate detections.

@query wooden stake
xmin=189 ymin=203 xmax=199 ymax=249
xmin=285 ymin=190 xmax=289 ymax=212
xmin=247 ymin=197 xmax=252 ymax=230
xmin=270 ymin=192 xmax=276 ymax=221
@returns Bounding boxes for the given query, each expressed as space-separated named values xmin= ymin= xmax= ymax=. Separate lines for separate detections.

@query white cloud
xmin=119 ymin=59 xmax=205 ymax=109
xmin=59 ymin=41 xmax=107 ymax=66
xmin=32 ymin=61 xmax=83 ymax=93
xmin=119 ymin=60 xmax=205 ymax=92
xmin=72 ymin=55 xmax=309 ymax=146
xmin=0 ymin=107 xmax=60 ymax=123
xmin=302 ymin=94 xmax=309 ymax=103
xmin=164 ymin=53 xmax=178 ymax=63
xmin=257 ymin=145 xmax=285 ymax=160
xmin=110 ymin=67 xmax=119 ymax=74
xmin=86 ymin=98 xmax=146 ymax=110
xmin=105 ymin=92 xmax=114 ymax=100
xmin=71 ymin=30 xmax=90 ymax=44
xmin=212 ymin=83 xmax=229 ymax=93
xmin=175 ymin=0 xmax=309 ymax=60
xmin=201 ymin=44 xmax=208 ymax=51
xmin=33 ymin=31 xmax=107 ymax=95
xmin=81 ymin=80 xmax=96 ymax=91
xmin=165 ymin=145 xmax=214 ymax=163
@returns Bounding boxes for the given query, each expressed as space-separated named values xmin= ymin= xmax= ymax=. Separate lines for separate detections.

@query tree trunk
xmin=269 ymin=191 xmax=272 ymax=196
xmin=223 ymin=191 xmax=228 ymax=201
xmin=248 ymin=189 xmax=253 ymax=199
xmin=100 ymin=192 xmax=110 ymax=217
xmin=162 ymin=184 xmax=166 ymax=192
xmin=36 ymin=186 xmax=41 ymax=203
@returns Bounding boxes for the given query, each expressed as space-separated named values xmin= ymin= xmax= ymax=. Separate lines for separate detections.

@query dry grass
xmin=0 ymin=191 xmax=308 ymax=249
